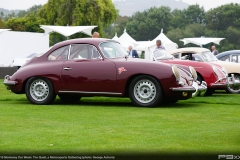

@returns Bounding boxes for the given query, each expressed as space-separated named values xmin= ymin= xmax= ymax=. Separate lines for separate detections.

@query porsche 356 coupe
xmin=4 ymin=38 xmax=206 ymax=107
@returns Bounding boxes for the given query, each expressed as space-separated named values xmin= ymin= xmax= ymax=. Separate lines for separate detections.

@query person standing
xmin=92 ymin=32 xmax=100 ymax=38
xmin=211 ymin=46 xmax=219 ymax=55
xmin=128 ymin=45 xmax=139 ymax=58
xmin=155 ymin=40 xmax=165 ymax=50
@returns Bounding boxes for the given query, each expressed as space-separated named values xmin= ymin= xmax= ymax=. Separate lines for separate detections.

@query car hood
xmin=211 ymin=60 xmax=240 ymax=74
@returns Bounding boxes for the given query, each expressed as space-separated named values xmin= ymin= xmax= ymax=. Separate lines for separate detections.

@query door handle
xmin=63 ymin=67 xmax=72 ymax=71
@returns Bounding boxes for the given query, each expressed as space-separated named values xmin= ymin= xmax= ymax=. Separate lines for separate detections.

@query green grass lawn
xmin=0 ymin=79 xmax=240 ymax=155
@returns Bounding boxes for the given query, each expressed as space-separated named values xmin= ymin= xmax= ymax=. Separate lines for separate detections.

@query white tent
xmin=112 ymin=33 xmax=120 ymax=41
xmin=134 ymin=29 xmax=178 ymax=60
xmin=152 ymin=29 xmax=178 ymax=52
xmin=0 ymin=29 xmax=11 ymax=34
xmin=40 ymin=25 xmax=97 ymax=37
xmin=180 ymin=37 xmax=225 ymax=46
xmin=112 ymin=31 xmax=136 ymax=50
xmin=118 ymin=29 xmax=138 ymax=46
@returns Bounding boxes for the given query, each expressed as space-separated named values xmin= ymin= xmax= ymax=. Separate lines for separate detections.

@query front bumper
xmin=3 ymin=75 xmax=18 ymax=90
xmin=171 ymin=81 xmax=207 ymax=98
xmin=211 ymin=75 xmax=240 ymax=88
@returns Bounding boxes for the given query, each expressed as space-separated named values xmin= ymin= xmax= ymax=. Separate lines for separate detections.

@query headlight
xmin=172 ymin=65 xmax=181 ymax=81
xmin=212 ymin=66 xmax=220 ymax=78
xmin=189 ymin=66 xmax=197 ymax=80
xmin=222 ymin=67 xmax=228 ymax=76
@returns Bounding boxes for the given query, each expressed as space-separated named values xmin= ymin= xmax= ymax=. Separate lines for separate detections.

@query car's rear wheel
xmin=58 ymin=94 xmax=82 ymax=102
xmin=25 ymin=77 xmax=56 ymax=104
xmin=129 ymin=75 xmax=162 ymax=107
xmin=226 ymin=74 xmax=240 ymax=94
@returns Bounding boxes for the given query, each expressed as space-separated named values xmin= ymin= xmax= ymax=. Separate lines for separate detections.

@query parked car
xmin=11 ymin=53 xmax=36 ymax=69
xmin=169 ymin=47 xmax=240 ymax=93
xmin=3 ymin=38 xmax=206 ymax=107
xmin=152 ymin=49 xmax=232 ymax=96
xmin=216 ymin=50 xmax=240 ymax=63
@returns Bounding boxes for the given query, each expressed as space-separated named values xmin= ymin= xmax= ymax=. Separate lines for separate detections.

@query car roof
xmin=169 ymin=47 xmax=210 ymax=54
xmin=217 ymin=50 xmax=240 ymax=58
xmin=53 ymin=38 xmax=119 ymax=49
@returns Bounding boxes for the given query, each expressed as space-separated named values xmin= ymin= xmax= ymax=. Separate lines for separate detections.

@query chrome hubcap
xmin=134 ymin=79 xmax=156 ymax=103
xmin=228 ymin=75 xmax=240 ymax=92
xmin=30 ymin=79 xmax=49 ymax=102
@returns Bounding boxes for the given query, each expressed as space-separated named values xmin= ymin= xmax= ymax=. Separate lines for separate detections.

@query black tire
xmin=58 ymin=94 xmax=82 ymax=102
xmin=205 ymin=88 xmax=215 ymax=96
xmin=25 ymin=77 xmax=56 ymax=105
xmin=226 ymin=74 xmax=240 ymax=94
xmin=129 ymin=75 xmax=163 ymax=108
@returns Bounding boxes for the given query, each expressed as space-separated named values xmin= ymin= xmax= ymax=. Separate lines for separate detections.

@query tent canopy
xmin=40 ymin=25 xmax=97 ymax=37
xmin=118 ymin=29 xmax=137 ymax=45
xmin=0 ymin=29 xmax=11 ymax=34
xmin=135 ymin=29 xmax=178 ymax=52
xmin=180 ymin=37 xmax=225 ymax=46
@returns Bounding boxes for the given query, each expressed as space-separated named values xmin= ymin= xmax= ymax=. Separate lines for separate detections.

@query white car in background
xmin=11 ymin=53 xmax=36 ymax=69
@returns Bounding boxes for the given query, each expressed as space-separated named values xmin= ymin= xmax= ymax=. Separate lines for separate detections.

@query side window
xmin=48 ymin=46 xmax=69 ymax=60
xmin=69 ymin=44 xmax=101 ymax=60
xmin=219 ymin=55 xmax=230 ymax=62
xmin=173 ymin=53 xmax=180 ymax=59
xmin=231 ymin=55 xmax=238 ymax=63
xmin=192 ymin=54 xmax=203 ymax=62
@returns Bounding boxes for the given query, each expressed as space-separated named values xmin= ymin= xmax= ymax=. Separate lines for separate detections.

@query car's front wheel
xmin=129 ymin=75 xmax=163 ymax=107
xmin=226 ymin=74 xmax=240 ymax=94
xmin=25 ymin=77 xmax=56 ymax=104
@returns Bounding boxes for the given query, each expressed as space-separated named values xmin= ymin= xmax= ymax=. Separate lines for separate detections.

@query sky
xmin=0 ymin=0 xmax=239 ymax=11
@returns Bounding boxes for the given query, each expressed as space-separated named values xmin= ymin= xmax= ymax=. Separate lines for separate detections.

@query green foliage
xmin=0 ymin=18 xmax=7 ymax=28
xmin=126 ymin=6 xmax=172 ymax=41
xmin=6 ymin=14 xmax=46 ymax=32
xmin=1 ymin=79 xmax=240 ymax=153
xmin=17 ymin=5 xmax=42 ymax=17
xmin=205 ymin=3 xmax=240 ymax=31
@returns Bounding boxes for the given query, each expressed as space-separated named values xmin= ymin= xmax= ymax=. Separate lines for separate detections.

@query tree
xmin=126 ymin=6 xmax=172 ymax=41
xmin=183 ymin=4 xmax=206 ymax=25
xmin=38 ymin=0 xmax=118 ymax=37
xmin=17 ymin=5 xmax=42 ymax=17
xmin=170 ymin=9 xmax=189 ymax=29
xmin=7 ymin=14 xmax=46 ymax=32
xmin=205 ymin=3 xmax=240 ymax=32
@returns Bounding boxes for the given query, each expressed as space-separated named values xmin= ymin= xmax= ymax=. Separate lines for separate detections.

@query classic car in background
xmin=216 ymin=50 xmax=240 ymax=63
xmin=152 ymin=49 xmax=230 ymax=96
xmin=3 ymin=38 xmax=206 ymax=108
xmin=169 ymin=47 xmax=240 ymax=94
xmin=11 ymin=53 xmax=36 ymax=69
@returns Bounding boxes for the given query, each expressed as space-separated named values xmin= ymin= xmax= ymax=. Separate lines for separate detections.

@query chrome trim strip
xmin=210 ymin=84 xmax=227 ymax=87
xmin=214 ymin=77 xmax=227 ymax=84
xmin=59 ymin=90 xmax=122 ymax=95
xmin=171 ymin=87 xmax=196 ymax=92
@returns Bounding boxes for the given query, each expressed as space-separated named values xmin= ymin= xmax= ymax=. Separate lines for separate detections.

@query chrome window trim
xmin=67 ymin=44 xmax=102 ymax=60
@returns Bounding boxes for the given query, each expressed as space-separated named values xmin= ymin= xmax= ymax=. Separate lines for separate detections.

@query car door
xmin=61 ymin=44 xmax=117 ymax=93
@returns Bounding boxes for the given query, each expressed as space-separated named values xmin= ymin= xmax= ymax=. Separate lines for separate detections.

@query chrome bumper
xmin=227 ymin=74 xmax=240 ymax=88
xmin=3 ymin=75 xmax=18 ymax=89
xmin=192 ymin=81 xmax=207 ymax=98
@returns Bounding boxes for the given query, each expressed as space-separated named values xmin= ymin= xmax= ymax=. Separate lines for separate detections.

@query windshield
xmin=201 ymin=51 xmax=218 ymax=62
xmin=99 ymin=42 xmax=127 ymax=58
xmin=153 ymin=49 xmax=174 ymax=60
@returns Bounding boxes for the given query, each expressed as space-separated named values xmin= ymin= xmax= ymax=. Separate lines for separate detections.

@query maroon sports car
xmin=3 ymin=38 xmax=206 ymax=107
